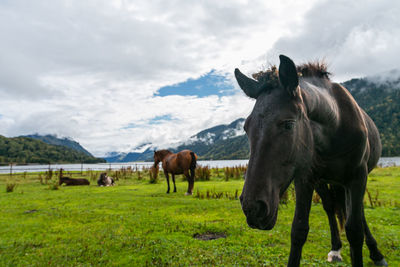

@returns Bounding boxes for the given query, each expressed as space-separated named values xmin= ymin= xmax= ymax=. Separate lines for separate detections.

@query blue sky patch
xmin=149 ymin=114 xmax=175 ymax=124
xmin=122 ymin=115 xmax=175 ymax=129
xmin=155 ymin=70 xmax=235 ymax=97
xmin=121 ymin=122 xmax=138 ymax=129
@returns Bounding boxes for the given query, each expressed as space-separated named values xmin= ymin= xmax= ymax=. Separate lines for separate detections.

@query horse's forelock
xmin=297 ymin=62 xmax=331 ymax=80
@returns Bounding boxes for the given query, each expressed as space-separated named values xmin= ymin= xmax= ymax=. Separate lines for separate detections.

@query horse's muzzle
xmin=240 ymin=197 xmax=277 ymax=230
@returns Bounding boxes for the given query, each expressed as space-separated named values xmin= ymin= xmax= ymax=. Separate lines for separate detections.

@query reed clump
xmin=194 ymin=189 xmax=239 ymax=200
xmin=195 ymin=165 xmax=211 ymax=181
xmin=6 ymin=183 xmax=17 ymax=192
xmin=223 ymin=165 xmax=247 ymax=181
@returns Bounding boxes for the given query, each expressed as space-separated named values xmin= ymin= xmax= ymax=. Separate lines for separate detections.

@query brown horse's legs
xmin=184 ymin=170 xmax=194 ymax=195
xmin=171 ymin=174 xmax=177 ymax=192
xmin=189 ymin=168 xmax=195 ymax=192
xmin=164 ymin=171 xmax=170 ymax=193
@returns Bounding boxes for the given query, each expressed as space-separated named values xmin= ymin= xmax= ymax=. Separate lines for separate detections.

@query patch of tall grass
xmin=6 ymin=182 xmax=17 ymax=192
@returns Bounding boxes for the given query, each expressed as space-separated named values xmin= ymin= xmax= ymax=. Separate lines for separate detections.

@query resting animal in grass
xmin=97 ymin=172 xmax=115 ymax=186
xmin=59 ymin=177 xmax=90 ymax=186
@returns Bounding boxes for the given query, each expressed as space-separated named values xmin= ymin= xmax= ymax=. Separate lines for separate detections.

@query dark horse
xmin=59 ymin=177 xmax=90 ymax=186
xmin=235 ymin=55 xmax=387 ymax=266
xmin=97 ymin=172 xmax=115 ymax=186
xmin=153 ymin=149 xmax=197 ymax=195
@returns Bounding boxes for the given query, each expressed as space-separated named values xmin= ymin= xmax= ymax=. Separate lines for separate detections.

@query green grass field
xmin=0 ymin=167 xmax=399 ymax=266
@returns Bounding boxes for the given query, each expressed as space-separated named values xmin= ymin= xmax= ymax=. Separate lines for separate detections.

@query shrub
xmin=48 ymin=179 xmax=59 ymax=190
xmin=196 ymin=165 xmax=211 ymax=181
xmin=6 ymin=183 xmax=17 ymax=193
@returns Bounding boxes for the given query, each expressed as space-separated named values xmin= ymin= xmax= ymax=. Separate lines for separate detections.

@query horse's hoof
xmin=374 ymin=258 xmax=388 ymax=266
xmin=185 ymin=192 xmax=192 ymax=196
xmin=166 ymin=191 xmax=170 ymax=194
xmin=327 ymin=250 xmax=342 ymax=262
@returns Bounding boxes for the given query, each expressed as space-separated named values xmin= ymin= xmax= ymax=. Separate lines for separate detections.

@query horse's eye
xmin=284 ymin=121 xmax=295 ymax=130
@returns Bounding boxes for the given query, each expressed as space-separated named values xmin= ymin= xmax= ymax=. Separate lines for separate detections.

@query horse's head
xmin=153 ymin=150 xmax=161 ymax=167
xmin=153 ymin=150 xmax=171 ymax=167
xmin=235 ymin=55 xmax=313 ymax=230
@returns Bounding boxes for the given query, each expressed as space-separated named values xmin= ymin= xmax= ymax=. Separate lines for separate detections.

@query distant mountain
xmin=103 ymin=119 xmax=248 ymax=162
xmin=103 ymin=143 xmax=155 ymax=162
xmin=25 ymin=134 xmax=93 ymax=156
xmin=0 ymin=135 xmax=105 ymax=164
xmin=103 ymin=152 xmax=128 ymax=163
xmin=104 ymin=71 xmax=400 ymax=162
xmin=171 ymin=118 xmax=248 ymax=160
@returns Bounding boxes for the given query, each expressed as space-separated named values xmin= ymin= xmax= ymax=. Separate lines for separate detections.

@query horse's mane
xmin=156 ymin=149 xmax=172 ymax=154
xmin=252 ymin=61 xmax=331 ymax=87
xmin=155 ymin=149 xmax=172 ymax=161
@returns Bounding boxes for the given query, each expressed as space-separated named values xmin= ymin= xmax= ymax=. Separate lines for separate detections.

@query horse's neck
xmin=300 ymin=79 xmax=339 ymax=131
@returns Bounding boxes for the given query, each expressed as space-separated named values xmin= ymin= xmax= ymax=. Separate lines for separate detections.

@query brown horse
xmin=153 ymin=149 xmax=197 ymax=195
xmin=235 ymin=55 xmax=386 ymax=266
xmin=58 ymin=168 xmax=90 ymax=186
xmin=59 ymin=177 xmax=90 ymax=186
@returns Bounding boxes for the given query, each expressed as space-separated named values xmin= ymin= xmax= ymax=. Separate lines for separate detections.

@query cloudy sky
xmin=0 ymin=0 xmax=399 ymax=156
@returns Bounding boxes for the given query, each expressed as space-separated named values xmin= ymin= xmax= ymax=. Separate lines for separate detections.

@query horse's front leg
xmin=345 ymin=166 xmax=368 ymax=267
xmin=164 ymin=171 xmax=170 ymax=193
xmin=288 ymin=179 xmax=314 ymax=267
xmin=315 ymin=183 xmax=343 ymax=262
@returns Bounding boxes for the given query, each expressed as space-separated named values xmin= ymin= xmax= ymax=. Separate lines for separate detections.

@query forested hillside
xmin=0 ymin=136 xmax=105 ymax=164
xmin=344 ymin=77 xmax=400 ymax=156
xmin=25 ymin=134 xmax=93 ymax=156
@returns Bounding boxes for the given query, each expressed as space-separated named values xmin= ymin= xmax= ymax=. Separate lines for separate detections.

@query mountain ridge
xmin=24 ymin=134 xmax=93 ymax=156
xmin=0 ymin=135 xmax=105 ymax=164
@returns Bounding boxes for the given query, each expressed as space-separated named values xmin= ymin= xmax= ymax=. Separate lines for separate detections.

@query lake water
xmin=0 ymin=159 xmax=250 ymax=174
xmin=0 ymin=158 xmax=399 ymax=174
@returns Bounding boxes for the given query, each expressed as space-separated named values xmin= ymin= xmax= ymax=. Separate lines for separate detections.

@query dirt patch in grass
xmin=24 ymin=209 xmax=39 ymax=214
xmin=193 ymin=232 xmax=226 ymax=241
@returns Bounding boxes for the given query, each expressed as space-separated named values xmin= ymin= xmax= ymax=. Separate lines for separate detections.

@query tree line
xmin=0 ymin=135 xmax=105 ymax=164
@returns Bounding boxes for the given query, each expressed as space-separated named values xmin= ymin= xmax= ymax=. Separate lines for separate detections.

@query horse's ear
xmin=234 ymin=68 xmax=264 ymax=99
xmin=279 ymin=55 xmax=299 ymax=96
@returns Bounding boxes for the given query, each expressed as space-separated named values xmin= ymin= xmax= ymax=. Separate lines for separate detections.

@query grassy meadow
xmin=0 ymin=166 xmax=399 ymax=266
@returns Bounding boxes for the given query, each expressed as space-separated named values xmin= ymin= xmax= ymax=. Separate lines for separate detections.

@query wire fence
xmin=0 ymin=162 xmax=155 ymax=175
xmin=0 ymin=157 xmax=398 ymax=176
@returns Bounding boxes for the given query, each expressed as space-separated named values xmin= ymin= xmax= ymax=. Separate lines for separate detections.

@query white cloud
xmin=269 ymin=0 xmax=400 ymax=81
xmin=0 ymin=0 xmax=397 ymax=156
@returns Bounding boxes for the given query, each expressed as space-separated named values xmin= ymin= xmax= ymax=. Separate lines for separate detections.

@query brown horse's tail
xmin=190 ymin=151 xmax=197 ymax=170
xmin=330 ymin=184 xmax=347 ymax=230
